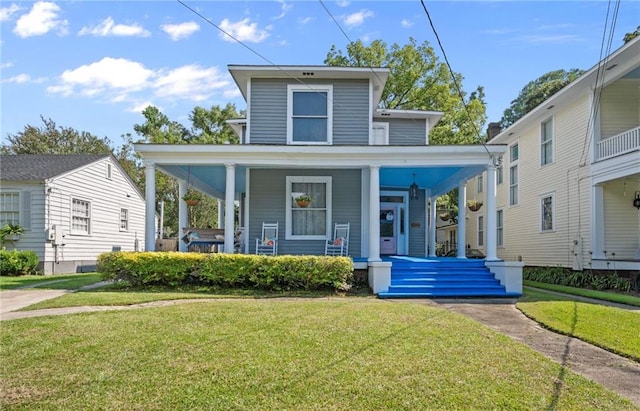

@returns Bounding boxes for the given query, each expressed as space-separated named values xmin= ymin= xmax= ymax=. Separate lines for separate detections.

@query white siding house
xmin=464 ymin=37 xmax=640 ymax=274
xmin=0 ymin=154 xmax=145 ymax=274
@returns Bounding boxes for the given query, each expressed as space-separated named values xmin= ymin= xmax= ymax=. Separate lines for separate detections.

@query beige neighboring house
xmin=464 ymin=36 xmax=640 ymax=275
xmin=0 ymin=154 xmax=145 ymax=274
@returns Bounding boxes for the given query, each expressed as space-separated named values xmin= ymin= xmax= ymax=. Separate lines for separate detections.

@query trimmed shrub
xmin=524 ymin=266 xmax=632 ymax=293
xmin=97 ymin=252 xmax=354 ymax=292
xmin=0 ymin=249 xmax=40 ymax=276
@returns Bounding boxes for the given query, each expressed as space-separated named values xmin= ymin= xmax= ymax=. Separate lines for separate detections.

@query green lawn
xmin=2 ymin=299 xmax=636 ymax=410
xmin=518 ymin=288 xmax=640 ymax=361
xmin=524 ymin=280 xmax=640 ymax=307
xmin=0 ymin=273 xmax=103 ymax=290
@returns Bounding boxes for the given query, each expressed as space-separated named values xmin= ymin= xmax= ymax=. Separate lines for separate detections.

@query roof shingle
xmin=0 ymin=154 xmax=109 ymax=181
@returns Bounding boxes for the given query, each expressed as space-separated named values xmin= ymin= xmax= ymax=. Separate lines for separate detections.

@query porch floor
xmin=358 ymin=256 xmax=521 ymax=298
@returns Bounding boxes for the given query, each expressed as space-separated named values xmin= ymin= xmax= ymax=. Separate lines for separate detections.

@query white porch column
xmin=224 ymin=163 xmax=236 ymax=253
xmin=591 ymin=183 xmax=605 ymax=259
xmin=486 ymin=163 xmax=498 ymax=261
xmin=217 ymin=199 xmax=225 ymax=228
xmin=368 ymin=165 xmax=381 ymax=262
xmin=457 ymin=182 xmax=467 ymax=258
xmin=144 ymin=162 xmax=156 ymax=251
xmin=178 ymin=180 xmax=188 ymax=252
xmin=428 ymin=195 xmax=437 ymax=257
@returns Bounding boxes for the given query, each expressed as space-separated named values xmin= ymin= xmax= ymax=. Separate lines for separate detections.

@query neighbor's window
xmin=541 ymin=193 xmax=554 ymax=232
xmin=477 ymin=174 xmax=484 ymax=193
xmin=106 ymin=163 xmax=112 ymax=179
xmin=286 ymin=176 xmax=332 ymax=240
xmin=496 ymin=160 xmax=504 ymax=185
xmin=0 ymin=192 xmax=20 ymax=226
xmin=287 ymin=85 xmax=333 ymax=144
xmin=541 ymin=118 xmax=553 ymax=166
xmin=120 ymin=208 xmax=129 ymax=231
xmin=71 ymin=198 xmax=91 ymax=234
xmin=510 ymin=142 xmax=519 ymax=162
xmin=509 ymin=142 xmax=519 ymax=206
xmin=477 ymin=215 xmax=484 ymax=247
xmin=496 ymin=209 xmax=504 ymax=247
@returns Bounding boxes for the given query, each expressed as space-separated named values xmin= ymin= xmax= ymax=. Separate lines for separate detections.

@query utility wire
xmin=420 ymin=0 xmax=492 ymax=157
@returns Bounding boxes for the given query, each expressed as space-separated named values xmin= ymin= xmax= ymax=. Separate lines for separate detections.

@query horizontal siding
xmin=249 ymin=168 xmax=361 ymax=256
xmin=603 ymin=179 xmax=640 ymax=259
xmin=248 ymin=78 xmax=370 ymax=145
xmin=468 ymin=94 xmax=594 ymax=268
xmin=387 ymin=118 xmax=426 ymax=145
xmin=600 ymin=79 xmax=640 ymax=139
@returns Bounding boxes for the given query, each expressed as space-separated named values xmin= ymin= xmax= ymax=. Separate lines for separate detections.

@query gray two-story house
xmin=135 ymin=65 xmax=521 ymax=296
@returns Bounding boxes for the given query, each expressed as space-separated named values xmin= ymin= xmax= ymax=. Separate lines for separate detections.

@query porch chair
xmin=325 ymin=223 xmax=350 ymax=256
xmin=255 ymin=222 xmax=278 ymax=255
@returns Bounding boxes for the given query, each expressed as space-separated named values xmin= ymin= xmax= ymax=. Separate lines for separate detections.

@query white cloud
xmin=219 ymin=18 xmax=271 ymax=43
xmin=0 ymin=3 xmax=20 ymax=22
xmin=13 ymin=1 xmax=68 ymax=38
xmin=161 ymin=21 xmax=200 ymax=41
xmin=400 ymin=19 xmax=413 ymax=29
xmin=273 ymin=0 xmax=293 ymax=20
xmin=1 ymin=62 xmax=15 ymax=69
xmin=79 ymin=17 xmax=150 ymax=37
xmin=47 ymin=57 xmax=154 ymax=97
xmin=154 ymin=65 xmax=230 ymax=102
xmin=342 ymin=9 xmax=373 ymax=28
xmin=298 ymin=16 xmax=312 ymax=25
xmin=47 ymin=57 xmax=235 ymax=106
xmin=1 ymin=73 xmax=46 ymax=84
xmin=522 ymin=34 xmax=582 ymax=44
xmin=336 ymin=1 xmax=350 ymax=7
xmin=128 ymin=101 xmax=157 ymax=113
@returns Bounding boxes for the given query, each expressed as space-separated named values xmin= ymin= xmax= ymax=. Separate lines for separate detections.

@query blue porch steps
xmin=377 ymin=257 xmax=521 ymax=298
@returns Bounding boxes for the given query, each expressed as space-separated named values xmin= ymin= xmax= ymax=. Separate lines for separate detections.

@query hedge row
xmin=523 ymin=266 xmax=633 ymax=292
xmin=97 ymin=252 xmax=354 ymax=292
xmin=0 ymin=249 xmax=40 ymax=276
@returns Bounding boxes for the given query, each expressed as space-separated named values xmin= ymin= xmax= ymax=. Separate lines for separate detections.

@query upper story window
xmin=0 ymin=192 xmax=20 ymax=226
xmin=510 ymin=143 xmax=519 ymax=162
xmin=509 ymin=142 xmax=519 ymax=206
xmin=541 ymin=118 xmax=553 ymax=166
xmin=287 ymin=85 xmax=333 ymax=145
xmin=477 ymin=174 xmax=483 ymax=193
xmin=106 ymin=163 xmax=112 ymax=179
xmin=496 ymin=162 xmax=504 ymax=185
xmin=71 ymin=198 xmax=91 ymax=235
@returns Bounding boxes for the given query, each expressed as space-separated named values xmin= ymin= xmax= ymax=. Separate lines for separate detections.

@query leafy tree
xmin=1 ymin=116 xmax=113 ymax=154
xmin=133 ymin=104 xmax=242 ymax=236
xmin=499 ymin=69 xmax=584 ymax=128
xmin=623 ymin=26 xmax=639 ymax=43
xmin=325 ymin=38 xmax=487 ymax=145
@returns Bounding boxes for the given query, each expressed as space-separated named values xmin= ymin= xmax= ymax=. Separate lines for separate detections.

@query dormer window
xmin=287 ymin=84 xmax=333 ymax=145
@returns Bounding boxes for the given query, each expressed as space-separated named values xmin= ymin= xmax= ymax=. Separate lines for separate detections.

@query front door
xmin=380 ymin=207 xmax=397 ymax=255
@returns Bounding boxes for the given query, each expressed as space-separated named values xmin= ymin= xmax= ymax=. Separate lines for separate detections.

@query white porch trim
xmin=457 ymin=182 xmax=467 ymax=258
xmin=144 ymin=162 xmax=156 ymax=251
xmin=178 ymin=179 xmax=188 ymax=252
xmin=485 ymin=163 xmax=498 ymax=261
xmin=368 ymin=165 xmax=381 ymax=262
xmin=428 ymin=193 xmax=437 ymax=257
xmin=224 ymin=163 xmax=235 ymax=253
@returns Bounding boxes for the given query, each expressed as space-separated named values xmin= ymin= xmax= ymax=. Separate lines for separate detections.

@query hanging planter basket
xmin=295 ymin=195 xmax=311 ymax=208
xmin=439 ymin=212 xmax=451 ymax=222
xmin=184 ymin=199 xmax=200 ymax=206
xmin=467 ymin=200 xmax=483 ymax=212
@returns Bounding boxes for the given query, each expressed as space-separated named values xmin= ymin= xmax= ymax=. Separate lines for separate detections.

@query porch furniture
xmin=234 ymin=227 xmax=245 ymax=253
xmin=256 ymin=223 xmax=278 ymax=255
xmin=325 ymin=223 xmax=350 ymax=256
xmin=182 ymin=228 xmax=225 ymax=252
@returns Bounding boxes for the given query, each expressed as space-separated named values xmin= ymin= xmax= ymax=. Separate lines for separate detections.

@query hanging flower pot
xmin=440 ymin=212 xmax=451 ymax=222
xmin=184 ymin=199 xmax=199 ymax=206
xmin=183 ymin=192 xmax=202 ymax=207
xmin=467 ymin=200 xmax=483 ymax=212
xmin=295 ymin=194 xmax=311 ymax=208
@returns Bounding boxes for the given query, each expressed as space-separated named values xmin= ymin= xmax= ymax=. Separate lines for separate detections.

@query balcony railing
xmin=596 ymin=126 xmax=640 ymax=161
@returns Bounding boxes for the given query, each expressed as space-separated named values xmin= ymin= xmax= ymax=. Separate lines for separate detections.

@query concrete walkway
xmin=1 ymin=287 xmax=639 ymax=407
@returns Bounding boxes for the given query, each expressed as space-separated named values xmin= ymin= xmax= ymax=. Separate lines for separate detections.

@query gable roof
xmin=0 ymin=154 xmax=110 ymax=181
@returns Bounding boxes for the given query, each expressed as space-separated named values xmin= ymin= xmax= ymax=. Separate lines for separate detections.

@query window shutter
xmin=21 ymin=191 xmax=31 ymax=230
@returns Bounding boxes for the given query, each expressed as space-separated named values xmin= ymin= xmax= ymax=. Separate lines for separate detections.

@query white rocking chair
xmin=255 ymin=222 xmax=278 ymax=255
xmin=325 ymin=223 xmax=350 ymax=256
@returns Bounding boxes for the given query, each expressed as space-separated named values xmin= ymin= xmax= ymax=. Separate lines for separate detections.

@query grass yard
xmin=1 ymin=299 xmax=637 ymax=410
xmin=0 ymin=273 xmax=103 ymax=290
xmin=524 ymin=280 xmax=640 ymax=307
xmin=518 ymin=288 xmax=640 ymax=361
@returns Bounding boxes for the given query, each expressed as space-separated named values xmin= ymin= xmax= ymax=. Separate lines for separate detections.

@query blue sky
xmin=1 ymin=1 xmax=638 ymax=148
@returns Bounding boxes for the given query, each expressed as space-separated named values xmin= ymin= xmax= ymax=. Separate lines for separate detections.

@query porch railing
xmin=596 ymin=126 xmax=640 ymax=161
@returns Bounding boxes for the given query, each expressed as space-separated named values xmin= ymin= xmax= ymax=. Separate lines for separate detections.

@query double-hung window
xmin=509 ymin=143 xmax=519 ymax=206
xmin=120 ymin=208 xmax=129 ymax=231
xmin=477 ymin=174 xmax=483 ymax=193
xmin=496 ymin=209 xmax=504 ymax=247
xmin=71 ymin=198 xmax=91 ymax=235
xmin=0 ymin=192 xmax=20 ymax=227
xmin=286 ymin=176 xmax=332 ymax=239
xmin=287 ymin=85 xmax=333 ymax=144
xmin=541 ymin=118 xmax=553 ymax=166
xmin=477 ymin=215 xmax=484 ymax=247
xmin=540 ymin=193 xmax=554 ymax=232
xmin=496 ymin=159 xmax=504 ymax=185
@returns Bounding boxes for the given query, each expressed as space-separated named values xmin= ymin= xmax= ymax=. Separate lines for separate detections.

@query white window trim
xmin=285 ymin=176 xmax=332 ymax=240
xmin=477 ymin=214 xmax=484 ymax=247
xmin=510 ymin=142 xmax=519 ymax=163
xmin=509 ymin=141 xmax=519 ymax=207
xmin=106 ymin=163 xmax=113 ymax=179
xmin=286 ymin=84 xmax=333 ymax=145
xmin=540 ymin=192 xmax=555 ymax=233
xmin=496 ymin=208 xmax=504 ymax=248
xmin=370 ymin=122 xmax=389 ymax=145
xmin=477 ymin=174 xmax=484 ymax=193
xmin=120 ymin=208 xmax=129 ymax=232
xmin=540 ymin=117 xmax=554 ymax=167
xmin=0 ymin=191 xmax=21 ymax=227
xmin=70 ymin=197 xmax=91 ymax=236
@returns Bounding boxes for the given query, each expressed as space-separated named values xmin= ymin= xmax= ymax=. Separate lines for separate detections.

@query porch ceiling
xmin=156 ymin=164 xmax=484 ymax=199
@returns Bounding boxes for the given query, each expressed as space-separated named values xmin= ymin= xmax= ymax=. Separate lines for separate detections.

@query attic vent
xmin=302 ymin=72 xmax=315 ymax=76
